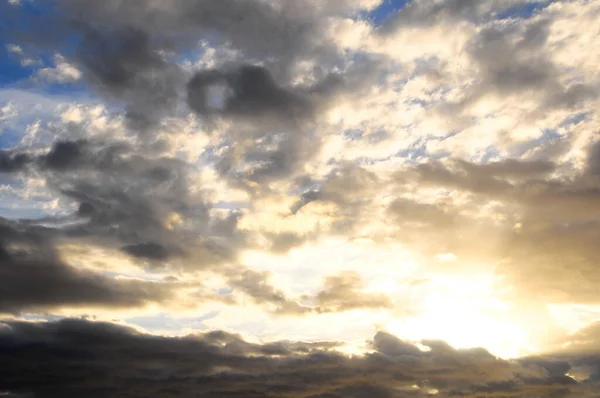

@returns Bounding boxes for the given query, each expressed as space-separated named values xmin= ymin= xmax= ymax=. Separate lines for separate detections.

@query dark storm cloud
xmin=0 ymin=219 xmax=171 ymax=314
xmin=0 ymin=151 xmax=30 ymax=173
xmin=121 ymin=242 xmax=181 ymax=261
xmin=0 ymin=318 xmax=595 ymax=398
xmin=187 ymin=65 xmax=313 ymax=126
xmin=76 ymin=27 xmax=164 ymax=92
xmin=42 ymin=139 xmax=87 ymax=170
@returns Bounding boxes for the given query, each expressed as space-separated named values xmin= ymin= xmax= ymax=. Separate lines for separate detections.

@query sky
xmin=1 ymin=0 xmax=600 ymax=396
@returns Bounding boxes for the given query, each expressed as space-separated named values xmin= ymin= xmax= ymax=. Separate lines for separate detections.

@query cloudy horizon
xmin=2 ymin=0 xmax=600 ymax=396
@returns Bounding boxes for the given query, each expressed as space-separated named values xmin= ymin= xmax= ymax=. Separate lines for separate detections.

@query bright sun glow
xmin=385 ymin=275 xmax=533 ymax=359
xmin=242 ymin=241 xmax=536 ymax=358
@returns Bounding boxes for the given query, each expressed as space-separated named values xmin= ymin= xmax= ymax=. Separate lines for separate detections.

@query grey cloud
xmin=585 ymin=140 xmax=600 ymax=177
xmin=412 ymin=158 xmax=556 ymax=196
xmin=388 ymin=198 xmax=456 ymax=229
xmin=3 ymin=139 xmax=179 ymax=177
xmin=52 ymin=0 xmax=376 ymax=87
xmin=470 ymin=23 xmax=554 ymax=93
xmin=76 ymin=27 xmax=184 ymax=131
xmin=229 ymin=269 xmax=391 ymax=315
xmin=187 ymin=64 xmax=328 ymax=189
xmin=265 ymin=231 xmax=316 ymax=254
xmin=0 ymin=139 xmax=238 ymax=271
xmin=209 ymin=129 xmax=320 ymax=194
xmin=3 ymin=0 xmax=351 ymax=131
xmin=290 ymin=189 xmax=321 ymax=214
xmin=441 ymin=15 xmax=599 ymax=120
xmin=545 ymin=321 xmax=600 ymax=357
xmin=228 ymin=269 xmax=310 ymax=315
xmin=0 ymin=219 xmax=171 ymax=314
xmin=456 ymin=158 xmax=556 ymax=178
xmin=291 ymin=162 xmax=379 ymax=219
xmin=188 ymin=65 xmax=313 ymax=126
xmin=190 ymin=57 xmax=386 ymax=190
xmin=42 ymin=139 xmax=87 ymax=170
xmin=0 ymin=151 xmax=30 ymax=173
xmin=76 ymin=27 xmax=164 ymax=92
xmin=57 ymin=177 xmax=193 ymax=252
xmin=388 ymin=152 xmax=600 ymax=304
xmin=0 ymin=318 xmax=593 ymax=398
xmin=372 ymin=331 xmax=424 ymax=357
xmin=77 ymin=202 xmax=96 ymax=217
xmin=4 ymin=7 xmax=184 ymax=131
xmin=409 ymin=155 xmax=600 ymax=228
xmin=56 ymin=0 xmax=320 ymax=64
xmin=121 ymin=242 xmax=183 ymax=262
xmin=312 ymin=271 xmax=392 ymax=313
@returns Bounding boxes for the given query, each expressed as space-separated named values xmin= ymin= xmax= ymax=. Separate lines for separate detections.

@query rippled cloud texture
xmin=2 ymin=0 xmax=600 ymax=396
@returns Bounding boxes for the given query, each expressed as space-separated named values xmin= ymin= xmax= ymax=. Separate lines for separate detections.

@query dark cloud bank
xmin=1 ymin=318 xmax=598 ymax=398
xmin=0 ymin=218 xmax=172 ymax=314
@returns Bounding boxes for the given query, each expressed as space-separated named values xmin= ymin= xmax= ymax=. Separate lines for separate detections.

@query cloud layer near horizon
xmin=2 ymin=318 xmax=600 ymax=398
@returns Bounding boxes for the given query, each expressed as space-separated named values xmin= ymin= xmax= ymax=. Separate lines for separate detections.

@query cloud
xmin=0 ymin=219 xmax=171 ymax=314
xmin=0 ymin=137 xmax=237 ymax=275
xmin=433 ymin=8 xmax=599 ymax=125
xmin=228 ymin=269 xmax=391 ymax=315
xmin=0 ymin=318 xmax=595 ymax=397
xmin=409 ymin=158 xmax=556 ymax=197
xmin=311 ymin=271 xmax=391 ymax=312
xmin=35 ymin=54 xmax=81 ymax=84
xmin=75 ymin=27 xmax=183 ymax=131
xmin=0 ymin=151 xmax=30 ymax=173
xmin=2 ymin=0 xmax=367 ymax=132
xmin=228 ymin=269 xmax=310 ymax=314
xmin=383 ymin=149 xmax=600 ymax=303
xmin=121 ymin=242 xmax=182 ymax=261
xmin=188 ymin=65 xmax=313 ymax=124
